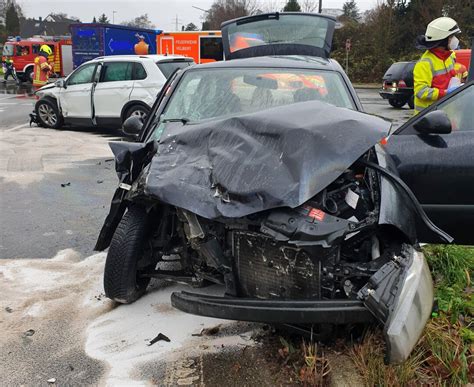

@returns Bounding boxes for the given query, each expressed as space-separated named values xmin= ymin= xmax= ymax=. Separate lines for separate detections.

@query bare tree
xmin=301 ymin=0 xmax=318 ymax=12
xmin=204 ymin=0 xmax=259 ymax=30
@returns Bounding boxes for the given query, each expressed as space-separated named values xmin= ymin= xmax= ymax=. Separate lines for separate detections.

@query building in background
xmin=20 ymin=14 xmax=79 ymax=37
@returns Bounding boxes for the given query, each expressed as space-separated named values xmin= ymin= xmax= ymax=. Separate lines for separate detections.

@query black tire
xmin=104 ymin=206 xmax=152 ymax=304
xmin=388 ymin=98 xmax=406 ymax=108
xmin=124 ymin=104 xmax=150 ymax=123
xmin=35 ymin=98 xmax=64 ymax=129
xmin=407 ymin=95 xmax=414 ymax=109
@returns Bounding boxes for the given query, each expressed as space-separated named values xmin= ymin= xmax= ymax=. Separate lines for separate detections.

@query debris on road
xmin=96 ymin=180 xmax=104 ymax=184
xmin=60 ymin=182 xmax=70 ymax=187
xmin=5 ymin=306 xmax=13 ymax=313
xmin=147 ymin=333 xmax=171 ymax=346
xmin=23 ymin=329 xmax=35 ymax=337
xmin=47 ymin=377 xmax=56 ymax=384
xmin=192 ymin=324 xmax=222 ymax=337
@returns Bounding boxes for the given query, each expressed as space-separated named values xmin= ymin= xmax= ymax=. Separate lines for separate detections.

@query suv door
xmin=221 ymin=13 xmax=335 ymax=60
xmin=59 ymin=62 xmax=97 ymax=122
xmin=387 ymin=83 xmax=474 ymax=244
xmin=93 ymin=61 xmax=134 ymax=119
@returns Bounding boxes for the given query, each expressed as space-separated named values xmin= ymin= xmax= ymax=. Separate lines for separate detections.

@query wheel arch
xmin=120 ymin=101 xmax=151 ymax=123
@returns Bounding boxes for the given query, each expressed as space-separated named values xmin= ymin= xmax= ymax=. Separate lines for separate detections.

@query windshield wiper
xmin=161 ymin=117 xmax=189 ymax=125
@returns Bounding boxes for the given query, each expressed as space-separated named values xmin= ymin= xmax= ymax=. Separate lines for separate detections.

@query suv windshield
xmin=151 ymin=67 xmax=355 ymax=139
xmin=2 ymin=44 xmax=14 ymax=56
xmin=157 ymin=60 xmax=193 ymax=78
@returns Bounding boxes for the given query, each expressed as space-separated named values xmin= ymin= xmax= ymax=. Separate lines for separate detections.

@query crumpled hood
xmin=114 ymin=101 xmax=391 ymax=219
xmin=145 ymin=101 xmax=391 ymax=218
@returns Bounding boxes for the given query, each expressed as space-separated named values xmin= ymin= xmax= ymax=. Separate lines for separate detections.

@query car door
xmin=386 ymin=82 xmax=474 ymax=244
xmin=59 ymin=62 xmax=97 ymax=122
xmin=93 ymin=61 xmax=134 ymax=119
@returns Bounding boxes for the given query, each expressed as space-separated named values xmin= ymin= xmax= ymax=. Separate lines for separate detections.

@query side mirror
xmin=122 ymin=115 xmax=143 ymax=138
xmin=55 ymin=79 xmax=66 ymax=89
xmin=414 ymin=110 xmax=452 ymax=135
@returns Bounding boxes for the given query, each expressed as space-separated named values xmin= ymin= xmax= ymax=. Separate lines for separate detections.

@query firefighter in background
xmin=33 ymin=45 xmax=53 ymax=89
xmin=413 ymin=17 xmax=461 ymax=115
xmin=2 ymin=57 xmax=19 ymax=84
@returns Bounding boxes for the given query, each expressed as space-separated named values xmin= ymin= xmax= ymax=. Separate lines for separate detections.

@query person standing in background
xmin=33 ymin=45 xmax=53 ymax=89
xmin=413 ymin=17 xmax=461 ymax=115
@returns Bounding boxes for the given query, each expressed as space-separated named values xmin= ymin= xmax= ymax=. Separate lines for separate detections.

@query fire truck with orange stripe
xmin=1 ymin=36 xmax=73 ymax=82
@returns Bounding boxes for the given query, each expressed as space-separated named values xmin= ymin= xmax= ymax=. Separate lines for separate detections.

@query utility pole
xmin=112 ymin=10 xmax=117 ymax=24
xmin=318 ymin=0 xmax=322 ymax=13
xmin=175 ymin=14 xmax=179 ymax=31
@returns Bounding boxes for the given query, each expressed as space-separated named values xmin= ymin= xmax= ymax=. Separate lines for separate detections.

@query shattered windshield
xmin=151 ymin=67 xmax=355 ymax=140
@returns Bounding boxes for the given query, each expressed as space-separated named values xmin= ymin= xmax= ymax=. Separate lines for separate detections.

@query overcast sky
xmin=17 ymin=0 xmax=378 ymax=31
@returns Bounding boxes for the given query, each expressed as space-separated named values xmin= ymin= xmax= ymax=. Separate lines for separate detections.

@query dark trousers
xmin=3 ymin=68 xmax=18 ymax=82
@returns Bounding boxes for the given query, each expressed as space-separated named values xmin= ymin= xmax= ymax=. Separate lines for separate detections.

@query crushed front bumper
xmin=171 ymin=292 xmax=374 ymax=324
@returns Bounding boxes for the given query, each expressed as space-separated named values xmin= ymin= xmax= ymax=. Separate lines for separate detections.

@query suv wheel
xmin=388 ymin=98 xmax=406 ymax=109
xmin=35 ymin=98 xmax=64 ymax=129
xmin=124 ymin=104 xmax=150 ymax=122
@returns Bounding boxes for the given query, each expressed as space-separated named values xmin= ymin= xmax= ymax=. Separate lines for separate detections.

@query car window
xmin=438 ymin=84 xmax=473 ymax=131
xmin=100 ymin=62 xmax=133 ymax=82
xmin=152 ymin=67 xmax=355 ymax=139
xmin=67 ymin=63 xmax=96 ymax=85
xmin=2 ymin=44 xmax=14 ymax=56
xmin=157 ymin=61 xmax=193 ymax=79
xmin=133 ymin=63 xmax=147 ymax=80
xmin=16 ymin=45 xmax=30 ymax=56
xmin=200 ymin=37 xmax=223 ymax=61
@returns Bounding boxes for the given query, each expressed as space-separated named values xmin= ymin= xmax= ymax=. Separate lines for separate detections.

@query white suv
xmin=34 ymin=55 xmax=194 ymax=129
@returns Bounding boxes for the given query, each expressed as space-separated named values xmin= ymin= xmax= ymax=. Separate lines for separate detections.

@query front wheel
xmin=35 ymin=98 xmax=64 ymax=129
xmin=388 ymin=98 xmax=406 ymax=108
xmin=104 ymin=206 xmax=152 ymax=304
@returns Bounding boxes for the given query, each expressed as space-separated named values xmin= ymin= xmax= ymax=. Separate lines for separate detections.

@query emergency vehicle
xmin=1 ymin=37 xmax=73 ymax=82
xmin=156 ymin=31 xmax=223 ymax=64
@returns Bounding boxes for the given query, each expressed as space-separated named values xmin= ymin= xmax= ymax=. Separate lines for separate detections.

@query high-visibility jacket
xmin=413 ymin=49 xmax=456 ymax=115
xmin=33 ymin=55 xmax=51 ymax=87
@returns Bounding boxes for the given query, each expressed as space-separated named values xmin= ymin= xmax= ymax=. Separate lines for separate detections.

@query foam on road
xmin=0 ymin=249 xmax=256 ymax=385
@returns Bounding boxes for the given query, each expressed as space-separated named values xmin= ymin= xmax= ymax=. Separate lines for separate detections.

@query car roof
xmin=192 ymin=55 xmax=341 ymax=71
xmin=88 ymin=54 xmax=193 ymax=63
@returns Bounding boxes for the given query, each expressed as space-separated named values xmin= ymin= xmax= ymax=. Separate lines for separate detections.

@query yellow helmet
xmin=40 ymin=44 xmax=53 ymax=55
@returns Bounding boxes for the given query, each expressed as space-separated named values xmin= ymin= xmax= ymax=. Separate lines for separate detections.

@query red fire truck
xmin=2 ymin=36 xmax=73 ymax=82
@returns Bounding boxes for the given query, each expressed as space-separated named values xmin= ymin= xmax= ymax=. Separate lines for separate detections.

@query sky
xmin=17 ymin=0 xmax=378 ymax=31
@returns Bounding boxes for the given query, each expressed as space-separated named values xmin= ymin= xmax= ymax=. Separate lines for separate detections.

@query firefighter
xmin=413 ymin=17 xmax=461 ymax=115
xmin=2 ymin=57 xmax=19 ymax=84
xmin=33 ymin=45 xmax=53 ymax=89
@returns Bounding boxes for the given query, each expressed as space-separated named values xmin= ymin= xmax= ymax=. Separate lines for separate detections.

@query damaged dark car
xmin=96 ymin=13 xmax=471 ymax=364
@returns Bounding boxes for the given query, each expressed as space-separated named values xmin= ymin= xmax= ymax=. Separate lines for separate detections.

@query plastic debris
xmin=147 ymin=333 xmax=171 ymax=346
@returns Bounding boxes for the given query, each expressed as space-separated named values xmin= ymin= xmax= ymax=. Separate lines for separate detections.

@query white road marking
xmin=0 ymin=102 xmax=17 ymax=105
xmin=4 ymin=122 xmax=30 ymax=132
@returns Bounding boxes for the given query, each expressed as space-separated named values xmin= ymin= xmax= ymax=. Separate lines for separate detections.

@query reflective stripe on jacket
xmin=33 ymin=56 xmax=51 ymax=87
xmin=413 ymin=50 xmax=456 ymax=115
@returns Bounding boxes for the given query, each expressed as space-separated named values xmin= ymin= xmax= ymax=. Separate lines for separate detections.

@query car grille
xmin=232 ymin=231 xmax=321 ymax=299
